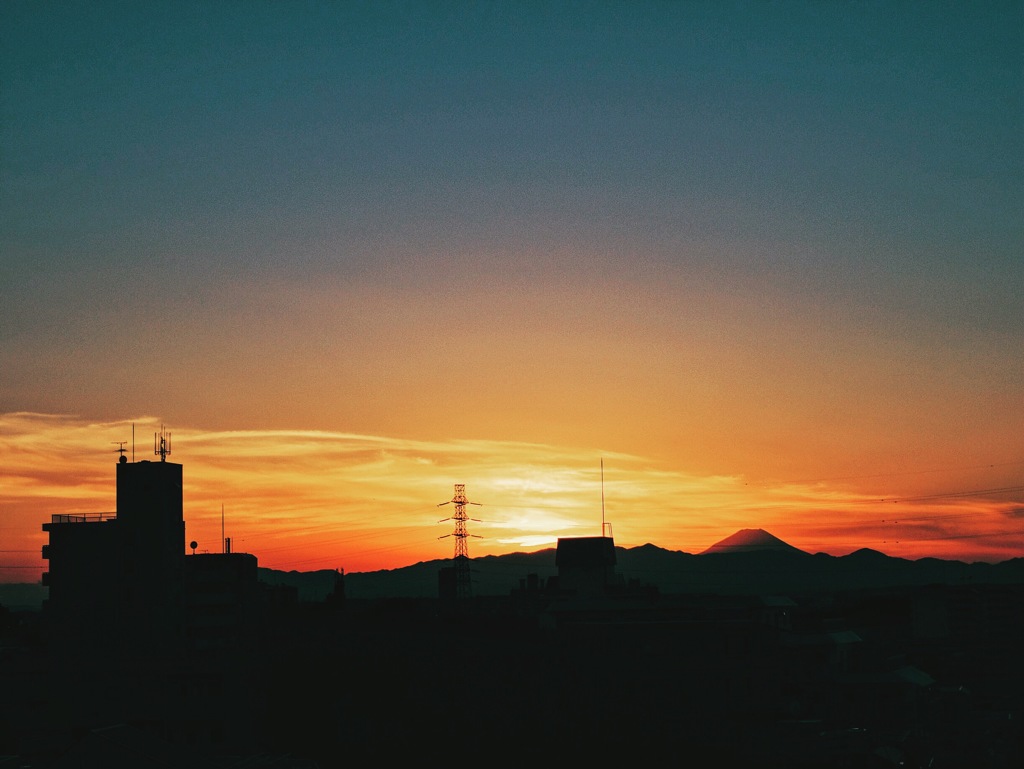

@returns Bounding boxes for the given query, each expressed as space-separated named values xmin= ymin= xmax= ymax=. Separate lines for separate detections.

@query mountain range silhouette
xmin=4 ymin=528 xmax=1019 ymax=614
xmin=4 ymin=528 xmax=1022 ymax=611
xmin=253 ymin=529 xmax=1024 ymax=603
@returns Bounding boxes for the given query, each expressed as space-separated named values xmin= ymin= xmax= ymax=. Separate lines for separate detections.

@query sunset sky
xmin=2 ymin=1 xmax=1023 ymax=582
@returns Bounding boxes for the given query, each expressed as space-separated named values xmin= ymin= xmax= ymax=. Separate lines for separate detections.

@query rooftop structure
xmin=555 ymin=535 xmax=619 ymax=596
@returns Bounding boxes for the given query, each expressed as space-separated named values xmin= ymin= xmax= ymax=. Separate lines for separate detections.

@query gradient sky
xmin=2 ymin=1 xmax=1023 ymax=581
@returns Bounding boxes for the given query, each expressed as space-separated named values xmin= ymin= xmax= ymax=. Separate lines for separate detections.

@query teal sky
xmin=2 ymin=1 xmax=1022 ymax=488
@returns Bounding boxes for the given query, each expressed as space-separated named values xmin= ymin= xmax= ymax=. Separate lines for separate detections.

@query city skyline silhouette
xmin=2 ymin=447 xmax=1022 ymax=767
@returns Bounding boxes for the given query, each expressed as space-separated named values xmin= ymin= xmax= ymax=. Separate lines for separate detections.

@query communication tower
xmin=438 ymin=483 xmax=482 ymax=599
xmin=154 ymin=426 xmax=172 ymax=462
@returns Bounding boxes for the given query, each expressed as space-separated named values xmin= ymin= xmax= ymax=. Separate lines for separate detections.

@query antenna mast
xmin=154 ymin=425 xmax=171 ymax=462
xmin=437 ymin=483 xmax=482 ymax=600
xmin=600 ymin=459 xmax=613 ymax=538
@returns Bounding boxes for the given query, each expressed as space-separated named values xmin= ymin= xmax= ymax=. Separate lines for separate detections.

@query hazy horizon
xmin=3 ymin=410 xmax=1022 ymax=583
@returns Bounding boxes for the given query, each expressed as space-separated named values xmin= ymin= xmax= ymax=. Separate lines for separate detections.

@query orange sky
xmin=3 ymin=412 xmax=1022 ymax=583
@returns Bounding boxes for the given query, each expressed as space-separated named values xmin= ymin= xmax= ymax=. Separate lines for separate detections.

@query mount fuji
xmin=699 ymin=528 xmax=807 ymax=555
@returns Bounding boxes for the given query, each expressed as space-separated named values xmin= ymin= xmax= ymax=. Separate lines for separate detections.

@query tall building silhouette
xmin=38 ymin=442 xmax=284 ymax=751
xmin=42 ymin=451 xmax=185 ymax=655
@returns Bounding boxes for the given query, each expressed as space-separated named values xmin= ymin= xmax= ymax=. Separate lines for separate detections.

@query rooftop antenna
xmin=438 ymin=483 xmax=483 ymax=600
xmin=132 ymin=422 xmax=135 ymax=462
xmin=154 ymin=425 xmax=171 ymax=462
xmin=600 ymin=458 xmax=613 ymax=538
xmin=221 ymin=503 xmax=225 ymax=554
xmin=113 ymin=441 xmax=127 ymax=464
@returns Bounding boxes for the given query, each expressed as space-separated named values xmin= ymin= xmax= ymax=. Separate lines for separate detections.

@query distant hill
xmin=7 ymin=531 xmax=1024 ymax=611
xmin=261 ymin=548 xmax=561 ymax=602
xmin=258 ymin=534 xmax=1024 ymax=602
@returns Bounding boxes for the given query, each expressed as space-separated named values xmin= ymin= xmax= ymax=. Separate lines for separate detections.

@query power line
xmin=775 ymin=458 xmax=1024 ymax=486
xmin=873 ymin=485 xmax=1024 ymax=504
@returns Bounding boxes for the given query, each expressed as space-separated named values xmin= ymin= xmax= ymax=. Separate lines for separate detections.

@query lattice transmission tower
xmin=438 ymin=483 xmax=482 ymax=599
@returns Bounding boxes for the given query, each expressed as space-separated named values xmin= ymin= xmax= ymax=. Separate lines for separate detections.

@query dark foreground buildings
xmin=1 ymin=450 xmax=1021 ymax=767
xmin=22 ymin=451 xmax=323 ymax=766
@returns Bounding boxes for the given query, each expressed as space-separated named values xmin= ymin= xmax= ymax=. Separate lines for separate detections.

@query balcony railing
xmin=49 ymin=512 xmax=116 ymax=523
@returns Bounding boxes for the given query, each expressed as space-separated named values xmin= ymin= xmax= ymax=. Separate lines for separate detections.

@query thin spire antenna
xmin=601 ymin=458 xmax=605 ymax=537
xmin=132 ymin=423 xmax=135 ymax=462
xmin=222 ymin=504 xmax=225 ymax=554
